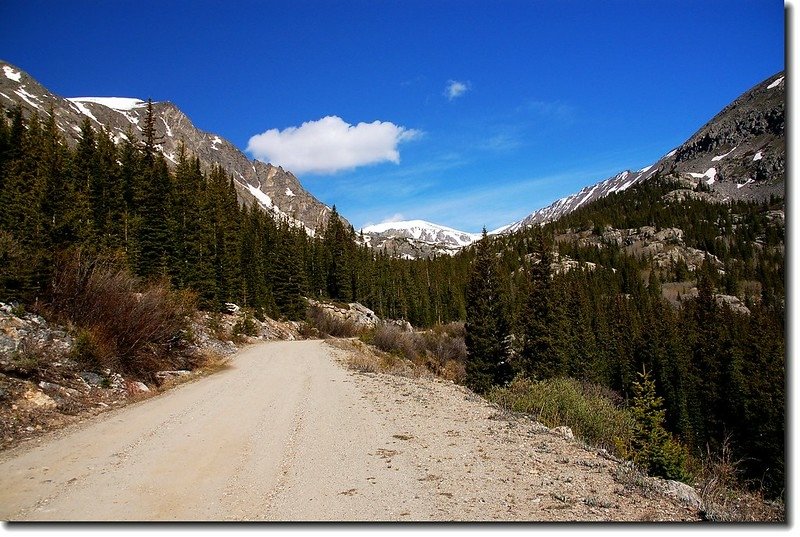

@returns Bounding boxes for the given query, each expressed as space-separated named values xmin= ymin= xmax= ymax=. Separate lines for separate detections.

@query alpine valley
xmin=0 ymin=60 xmax=784 ymax=257
xmin=0 ymin=57 xmax=786 ymax=511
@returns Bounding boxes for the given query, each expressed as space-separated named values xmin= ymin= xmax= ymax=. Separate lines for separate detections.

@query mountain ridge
xmin=1 ymin=60 xmax=785 ymax=258
xmin=362 ymin=70 xmax=784 ymax=256
xmin=0 ymin=59 xmax=339 ymax=237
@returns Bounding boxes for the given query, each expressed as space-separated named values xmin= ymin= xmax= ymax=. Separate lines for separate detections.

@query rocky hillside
xmin=506 ymin=71 xmax=785 ymax=232
xmin=0 ymin=60 xmax=338 ymax=236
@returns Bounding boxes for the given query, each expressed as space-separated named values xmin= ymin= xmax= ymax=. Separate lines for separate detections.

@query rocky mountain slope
xmin=350 ymin=71 xmax=784 ymax=257
xmin=505 ymin=71 xmax=785 ymax=233
xmin=0 ymin=60 xmax=338 ymax=236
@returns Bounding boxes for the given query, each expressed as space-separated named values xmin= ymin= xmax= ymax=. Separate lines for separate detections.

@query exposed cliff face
xmin=0 ymin=60 xmax=339 ymax=236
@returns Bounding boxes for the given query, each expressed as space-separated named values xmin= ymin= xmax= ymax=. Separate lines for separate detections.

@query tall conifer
xmin=464 ymin=230 xmax=512 ymax=393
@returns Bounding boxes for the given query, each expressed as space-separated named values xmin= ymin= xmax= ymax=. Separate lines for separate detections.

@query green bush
xmin=232 ymin=310 xmax=259 ymax=337
xmin=488 ymin=376 xmax=634 ymax=456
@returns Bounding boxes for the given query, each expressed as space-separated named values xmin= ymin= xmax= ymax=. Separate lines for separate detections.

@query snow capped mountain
xmin=360 ymin=220 xmax=482 ymax=258
xmin=0 ymin=59 xmax=339 ymax=237
xmin=502 ymin=166 xmax=660 ymax=233
xmin=362 ymin=220 xmax=481 ymax=247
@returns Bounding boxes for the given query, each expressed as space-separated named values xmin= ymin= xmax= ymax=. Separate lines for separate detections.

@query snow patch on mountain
xmin=14 ymin=88 xmax=42 ymax=110
xmin=711 ymin=147 xmax=736 ymax=161
xmin=687 ymin=167 xmax=717 ymax=184
xmin=66 ymin=99 xmax=100 ymax=122
xmin=767 ymin=76 xmax=784 ymax=89
xmin=246 ymin=183 xmax=274 ymax=208
xmin=161 ymin=117 xmax=173 ymax=137
xmin=69 ymin=97 xmax=146 ymax=111
xmin=3 ymin=66 xmax=21 ymax=82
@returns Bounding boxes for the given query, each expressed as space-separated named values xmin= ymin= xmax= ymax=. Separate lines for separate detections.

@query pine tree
xmin=322 ymin=206 xmax=353 ymax=301
xmin=273 ymin=224 xmax=307 ymax=319
xmin=464 ymin=230 xmax=512 ymax=393
xmin=629 ymin=367 xmax=688 ymax=481
xmin=135 ymin=154 xmax=172 ymax=279
xmin=518 ymin=228 xmax=563 ymax=379
xmin=117 ymin=126 xmax=142 ymax=257
xmin=0 ymin=113 xmax=50 ymax=299
xmin=95 ymin=127 xmax=124 ymax=249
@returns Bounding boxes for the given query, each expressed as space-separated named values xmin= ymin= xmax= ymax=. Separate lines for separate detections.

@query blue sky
xmin=0 ymin=0 xmax=785 ymax=232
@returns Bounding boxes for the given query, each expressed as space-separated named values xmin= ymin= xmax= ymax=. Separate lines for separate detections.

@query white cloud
xmin=247 ymin=116 xmax=421 ymax=175
xmin=445 ymin=80 xmax=469 ymax=100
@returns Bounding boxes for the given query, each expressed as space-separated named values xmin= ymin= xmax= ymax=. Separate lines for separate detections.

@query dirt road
xmin=0 ymin=340 xmax=699 ymax=521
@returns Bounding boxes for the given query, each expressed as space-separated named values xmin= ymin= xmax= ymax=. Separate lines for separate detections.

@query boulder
xmin=79 ymin=371 xmax=105 ymax=387
xmin=664 ymin=480 xmax=702 ymax=510
xmin=553 ymin=426 xmax=574 ymax=440
xmin=308 ymin=299 xmax=381 ymax=329
xmin=127 ymin=381 xmax=150 ymax=394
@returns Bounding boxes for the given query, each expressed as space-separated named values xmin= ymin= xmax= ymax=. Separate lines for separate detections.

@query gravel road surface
xmin=0 ymin=340 xmax=699 ymax=521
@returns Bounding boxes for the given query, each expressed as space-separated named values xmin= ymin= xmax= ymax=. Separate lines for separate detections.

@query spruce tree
xmin=273 ymin=224 xmax=307 ymax=319
xmin=322 ymin=206 xmax=353 ymax=301
xmin=518 ymin=228 xmax=563 ymax=379
xmin=464 ymin=230 xmax=512 ymax=393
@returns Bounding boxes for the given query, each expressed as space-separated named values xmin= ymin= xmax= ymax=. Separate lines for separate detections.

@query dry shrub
xmin=441 ymin=359 xmax=466 ymax=383
xmin=698 ymin=435 xmax=784 ymax=522
xmin=366 ymin=322 xmax=466 ymax=380
xmin=373 ymin=323 xmax=419 ymax=360
xmin=330 ymin=338 xmax=417 ymax=378
xmin=48 ymin=251 xmax=195 ymax=379
xmin=305 ymin=304 xmax=363 ymax=338
xmin=423 ymin=325 xmax=467 ymax=369
xmin=347 ymin=352 xmax=381 ymax=373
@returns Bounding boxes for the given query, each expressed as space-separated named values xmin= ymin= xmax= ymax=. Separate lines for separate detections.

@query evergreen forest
xmin=0 ymin=104 xmax=785 ymax=498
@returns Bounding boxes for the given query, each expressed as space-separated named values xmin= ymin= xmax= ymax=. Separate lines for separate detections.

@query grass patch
xmin=488 ymin=376 xmax=634 ymax=457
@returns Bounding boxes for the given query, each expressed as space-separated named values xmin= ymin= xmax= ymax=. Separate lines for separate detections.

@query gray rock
xmin=664 ymin=480 xmax=701 ymax=510
xmin=79 ymin=372 xmax=105 ymax=387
